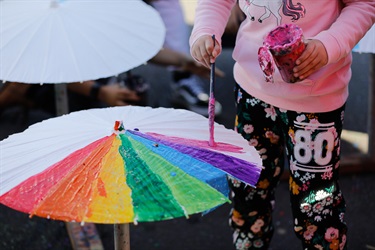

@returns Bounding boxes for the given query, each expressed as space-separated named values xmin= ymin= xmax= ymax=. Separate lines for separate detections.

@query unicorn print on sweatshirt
xmin=242 ymin=0 xmax=306 ymax=25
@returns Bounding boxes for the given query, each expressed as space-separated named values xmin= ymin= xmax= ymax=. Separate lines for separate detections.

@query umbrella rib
xmin=39 ymin=18 xmax=53 ymax=84
xmin=67 ymin=24 xmax=117 ymax=76
xmin=51 ymin=2 xmax=165 ymax=81
xmin=68 ymin=14 xmax=161 ymax=74
xmin=87 ymin=4 xmax=165 ymax=50
xmin=56 ymin=13 xmax=82 ymax=81
xmin=2 ymin=15 xmax=46 ymax=81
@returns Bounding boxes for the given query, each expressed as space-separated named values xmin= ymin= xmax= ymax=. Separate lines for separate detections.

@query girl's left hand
xmin=293 ymin=39 xmax=328 ymax=80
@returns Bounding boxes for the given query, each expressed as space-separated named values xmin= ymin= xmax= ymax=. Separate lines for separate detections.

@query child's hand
xmin=191 ymin=35 xmax=222 ymax=68
xmin=293 ymin=39 xmax=328 ymax=80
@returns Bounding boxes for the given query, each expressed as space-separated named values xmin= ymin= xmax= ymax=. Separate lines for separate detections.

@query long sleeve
xmin=314 ymin=0 xmax=375 ymax=64
xmin=189 ymin=0 xmax=237 ymax=47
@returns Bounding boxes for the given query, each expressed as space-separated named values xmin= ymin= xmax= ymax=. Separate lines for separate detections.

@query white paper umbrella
xmin=0 ymin=106 xmax=262 ymax=224
xmin=0 ymin=0 xmax=166 ymax=84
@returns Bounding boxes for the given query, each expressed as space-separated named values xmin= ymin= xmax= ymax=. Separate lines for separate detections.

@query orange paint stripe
xmin=31 ymin=135 xmax=116 ymax=222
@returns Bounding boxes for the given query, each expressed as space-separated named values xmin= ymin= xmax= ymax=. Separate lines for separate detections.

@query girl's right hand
xmin=190 ymin=35 xmax=222 ymax=68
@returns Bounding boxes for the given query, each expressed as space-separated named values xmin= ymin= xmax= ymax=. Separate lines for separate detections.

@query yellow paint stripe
xmin=85 ymin=136 xmax=134 ymax=223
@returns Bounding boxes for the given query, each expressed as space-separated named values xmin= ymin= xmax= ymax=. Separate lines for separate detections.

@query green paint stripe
xmin=125 ymin=135 xmax=229 ymax=217
xmin=119 ymin=134 xmax=185 ymax=222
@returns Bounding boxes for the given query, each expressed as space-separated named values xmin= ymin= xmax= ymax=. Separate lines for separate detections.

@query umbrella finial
xmin=114 ymin=121 xmax=125 ymax=134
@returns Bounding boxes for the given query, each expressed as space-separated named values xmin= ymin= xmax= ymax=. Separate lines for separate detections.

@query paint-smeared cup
xmin=258 ymin=24 xmax=305 ymax=83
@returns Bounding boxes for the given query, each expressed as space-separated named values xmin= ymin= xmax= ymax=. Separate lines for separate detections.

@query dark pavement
xmin=1 ymin=50 xmax=374 ymax=250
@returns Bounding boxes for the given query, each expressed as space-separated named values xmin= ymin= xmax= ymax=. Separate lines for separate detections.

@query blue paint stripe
xmin=128 ymin=130 xmax=261 ymax=187
xmin=125 ymin=131 xmax=229 ymax=197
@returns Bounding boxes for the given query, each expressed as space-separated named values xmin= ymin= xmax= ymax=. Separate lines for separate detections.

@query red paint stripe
xmin=97 ymin=177 xmax=107 ymax=198
xmin=0 ymin=136 xmax=113 ymax=219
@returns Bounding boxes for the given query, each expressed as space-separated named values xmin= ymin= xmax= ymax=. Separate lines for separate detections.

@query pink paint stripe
xmin=0 ymin=136 xmax=111 ymax=214
xmin=146 ymin=132 xmax=244 ymax=153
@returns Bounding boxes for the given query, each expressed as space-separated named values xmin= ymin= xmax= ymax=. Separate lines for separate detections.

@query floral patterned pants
xmin=229 ymin=85 xmax=347 ymax=250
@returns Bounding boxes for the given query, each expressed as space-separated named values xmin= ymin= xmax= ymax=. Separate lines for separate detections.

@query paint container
xmin=258 ymin=24 xmax=305 ymax=83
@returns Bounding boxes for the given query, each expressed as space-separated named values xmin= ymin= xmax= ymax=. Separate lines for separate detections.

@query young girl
xmin=190 ymin=0 xmax=375 ymax=249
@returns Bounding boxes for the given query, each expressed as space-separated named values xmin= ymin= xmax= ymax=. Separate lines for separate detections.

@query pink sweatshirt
xmin=190 ymin=0 xmax=375 ymax=112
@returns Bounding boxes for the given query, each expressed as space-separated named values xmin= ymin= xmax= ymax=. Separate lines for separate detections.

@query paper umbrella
xmin=0 ymin=106 xmax=262 ymax=224
xmin=0 ymin=0 xmax=165 ymax=84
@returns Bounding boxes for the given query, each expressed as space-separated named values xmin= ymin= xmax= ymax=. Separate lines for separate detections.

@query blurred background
xmin=1 ymin=1 xmax=374 ymax=250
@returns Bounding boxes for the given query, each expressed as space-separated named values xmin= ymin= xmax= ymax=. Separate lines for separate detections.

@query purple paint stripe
xmin=128 ymin=130 xmax=261 ymax=187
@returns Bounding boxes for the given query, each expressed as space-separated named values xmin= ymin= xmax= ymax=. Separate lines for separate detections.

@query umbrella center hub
xmin=113 ymin=121 xmax=125 ymax=135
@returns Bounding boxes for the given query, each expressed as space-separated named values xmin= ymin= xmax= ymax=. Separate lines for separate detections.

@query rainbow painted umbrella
xmin=0 ymin=106 xmax=262 ymax=225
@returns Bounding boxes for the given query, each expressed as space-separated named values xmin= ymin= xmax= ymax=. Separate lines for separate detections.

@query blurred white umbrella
xmin=353 ymin=24 xmax=375 ymax=54
xmin=0 ymin=0 xmax=165 ymax=84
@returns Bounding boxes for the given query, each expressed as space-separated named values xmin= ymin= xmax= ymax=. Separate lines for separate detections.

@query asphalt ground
xmin=0 ymin=50 xmax=374 ymax=250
